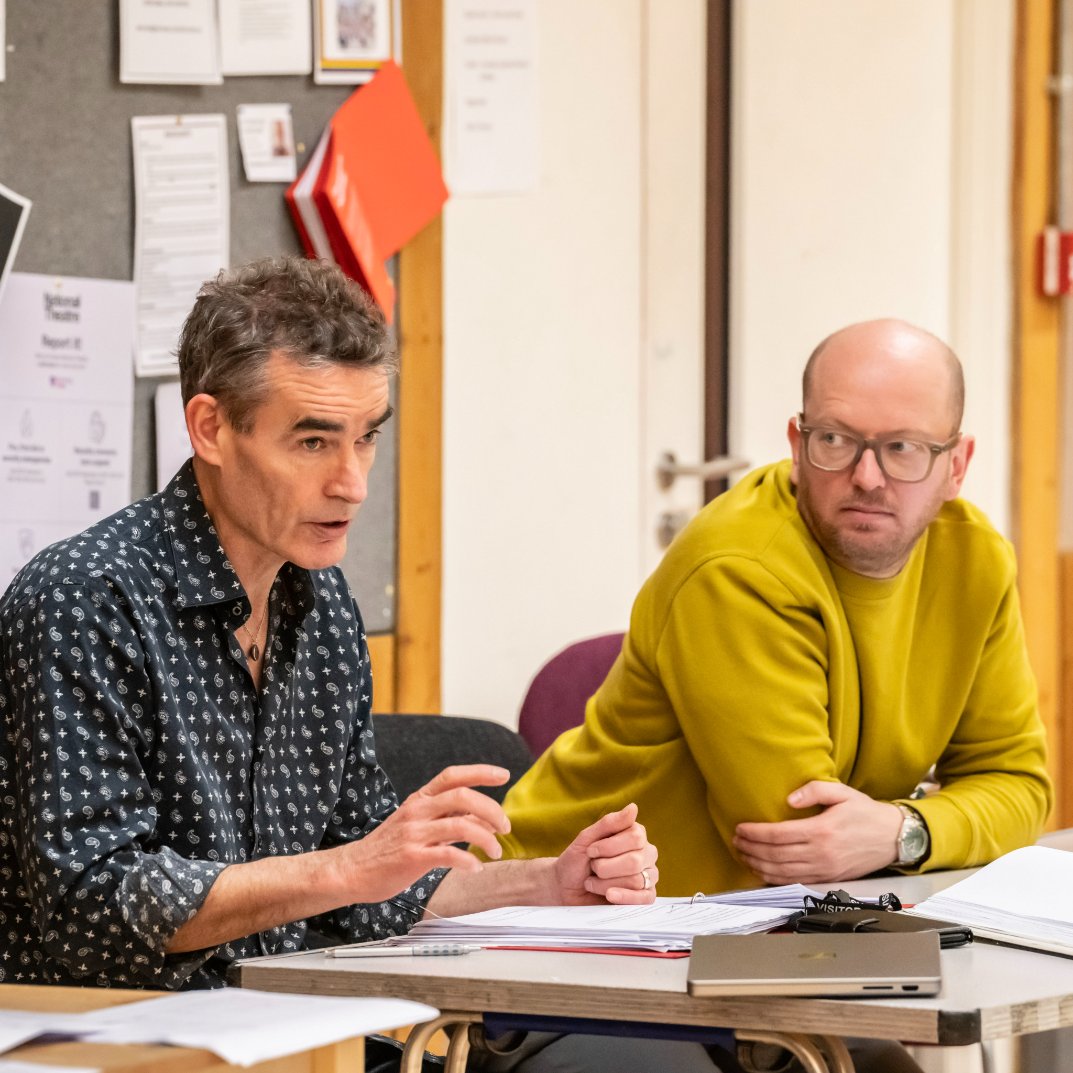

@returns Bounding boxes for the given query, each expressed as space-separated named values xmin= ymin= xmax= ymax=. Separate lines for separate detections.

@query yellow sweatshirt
xmin=498 ymin=462 xmax=1052 ymax=895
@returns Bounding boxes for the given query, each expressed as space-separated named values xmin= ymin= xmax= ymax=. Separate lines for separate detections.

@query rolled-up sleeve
xmin=309 ymin=621 xmax=447 ymax=941
xmin=3 ymin=581 xmax=225 ymax=987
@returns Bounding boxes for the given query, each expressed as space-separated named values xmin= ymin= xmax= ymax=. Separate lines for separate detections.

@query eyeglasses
xmin=796 ymin=415 xmax=960 ymax=484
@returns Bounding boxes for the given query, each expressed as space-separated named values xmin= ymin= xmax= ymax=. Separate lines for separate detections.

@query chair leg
xmin=736 ymin=1030 xmax=855 ymax=1073
xmin=401 ymin=1013 xmax=483 ymax=1073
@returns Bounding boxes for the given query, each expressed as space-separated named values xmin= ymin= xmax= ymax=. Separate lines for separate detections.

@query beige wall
xmin=730 ymin=0 xmax=1012 ymax=533
xmin=441 ymin=1 xmax=647 ymax=724
xmin=441 ymin=0 xmax=1015 ymax=727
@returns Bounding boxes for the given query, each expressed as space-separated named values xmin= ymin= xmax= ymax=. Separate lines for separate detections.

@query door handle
xmin=656 ymin=451 xmax=751 ymax=490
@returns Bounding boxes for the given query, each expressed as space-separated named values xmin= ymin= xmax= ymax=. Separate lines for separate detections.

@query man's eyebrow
xmin=810 ymin=418 xmax=936 ymax=439
xmin=368 ymin=404 xmax=394 ymax=430
xmin=291 ymin=415 xmax=346 ymax=434
xmin=289 ymin=405 xmax=394 ymax=435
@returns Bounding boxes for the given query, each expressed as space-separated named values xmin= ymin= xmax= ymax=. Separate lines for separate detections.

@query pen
xmin=330 ymin=943 xmax=483 ymax=958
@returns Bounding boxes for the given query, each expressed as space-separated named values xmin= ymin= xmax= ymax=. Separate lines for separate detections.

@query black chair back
xmin=372 ymin=714 xmax=533 ymax=804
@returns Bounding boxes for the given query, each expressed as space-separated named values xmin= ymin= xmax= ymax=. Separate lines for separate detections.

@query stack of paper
xmin=381 ymin=900 xmax=794 ymax=953
xmin=700 ymin=884 xmax=822 ymax=908
xmin=286 ymin=60 xmax=448 ymax=321
xmin=908 ymin=845 xmax=1073 ymax=956
xmin=701 ymin=884 xmax=898 ymax=910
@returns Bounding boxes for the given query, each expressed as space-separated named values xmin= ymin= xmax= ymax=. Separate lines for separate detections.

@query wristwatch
xmin=895 ymin=804 xmax=930 ymax=867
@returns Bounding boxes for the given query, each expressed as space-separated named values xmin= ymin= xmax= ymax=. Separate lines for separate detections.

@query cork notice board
xmin=0 ymin=2 xmax=398 ymax=631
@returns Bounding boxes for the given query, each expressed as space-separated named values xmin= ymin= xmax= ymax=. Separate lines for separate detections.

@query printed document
xmin=132 ymin=114 xmax=229 ymax=376
xmin=0 ymin=273 xmax=135 ymax=591
xmin=79 ymin=989 xmax=438 ymax=1067
xmin=154 ymin=381 xmax=192 ymax=490
xmin=384 ymin=898 xmax=792 ymax=952
xmin=237 ymin=103 xmax=298 ymax=182
xmin=220 ymin=0 xmax=312 ymax=75
xmin=909 ymin=845 xmax=1073 ymax=956
xmin=445 ymin=0 xmax=539 ymax=194
xmin=119 ymin=0 xmax=222 ymax=84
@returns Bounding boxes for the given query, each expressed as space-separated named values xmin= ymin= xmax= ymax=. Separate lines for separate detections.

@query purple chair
xmin=517 ymin=632 xmax=625 ymax=757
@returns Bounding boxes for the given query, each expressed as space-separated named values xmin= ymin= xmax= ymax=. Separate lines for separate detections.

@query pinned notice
xmin=131 ymin=114 xmax=230 ymax=376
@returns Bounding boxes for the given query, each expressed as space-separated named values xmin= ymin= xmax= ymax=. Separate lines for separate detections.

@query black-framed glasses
xmin=796 ymin=415 xmax=960 ymax=484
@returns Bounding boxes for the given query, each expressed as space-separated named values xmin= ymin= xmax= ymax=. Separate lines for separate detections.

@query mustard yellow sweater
xmin=498 ymin=462 xmax=1052 ymax=895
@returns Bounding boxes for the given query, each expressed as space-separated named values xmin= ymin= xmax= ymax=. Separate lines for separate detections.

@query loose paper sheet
xmin=237 ymin=103 xmax=297 ymax=182
xmin=79 ymin=989 xmax=438 ymax=1068
xmin=119 ymin=0 xmax=222 ymax=84
xmin=445 ymin=0 xmax=538 ymax=195
xmin=155 ymin=380 xmax=192 ymax=489
xmin=0 ymin=1009 xmax=92 ymax=1058
xmin=0 ymin=1064 xmax=98 ymax=1073
xmin=220 ymin=0 xmax=312 ymax=75
xmin=0 ymin=273 xmax=135 ymax=591
xmin=132 ymin=114 xmax=229 ymax=376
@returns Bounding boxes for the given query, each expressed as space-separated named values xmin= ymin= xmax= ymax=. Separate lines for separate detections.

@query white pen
xmin=329 ymin=943 xmax=483 ymax=958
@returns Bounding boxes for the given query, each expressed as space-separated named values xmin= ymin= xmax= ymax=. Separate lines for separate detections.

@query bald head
xmin=802 ymin=319 xmax=964 ymax=434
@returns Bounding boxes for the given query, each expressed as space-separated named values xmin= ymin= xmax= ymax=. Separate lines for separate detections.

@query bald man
xmin=497 ymin=319 xmax=1053 ymax=896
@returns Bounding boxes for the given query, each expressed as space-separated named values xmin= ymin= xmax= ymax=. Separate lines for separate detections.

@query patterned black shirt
xmin=0 ymin=461 xmax=443 ymax=989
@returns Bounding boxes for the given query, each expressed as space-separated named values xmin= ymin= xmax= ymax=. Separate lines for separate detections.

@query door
xmin=641 ymin=0 xmax=732 ymax=574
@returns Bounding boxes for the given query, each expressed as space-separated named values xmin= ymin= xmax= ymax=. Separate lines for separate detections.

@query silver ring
xmin=640 ymin=868 xmax=651 ymax=890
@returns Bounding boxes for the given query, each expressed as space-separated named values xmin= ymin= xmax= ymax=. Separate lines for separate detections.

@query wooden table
xmin=0 ymin=983 xmax=363 ymax=1073
xmin=233 ymin=934 xmax=1073 ymax=1072
xmin=235 ymin=832 xmax=1073 ymax=1073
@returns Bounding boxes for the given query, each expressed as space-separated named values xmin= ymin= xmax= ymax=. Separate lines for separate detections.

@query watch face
xmin=898 ymin=811 xmax=928 ymax=864
xmin=902 ymin=826 xmax=927 ymax=858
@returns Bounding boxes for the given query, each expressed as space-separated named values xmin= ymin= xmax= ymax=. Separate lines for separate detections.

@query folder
xmin=285 ymin=61 xmax=448 ymax=321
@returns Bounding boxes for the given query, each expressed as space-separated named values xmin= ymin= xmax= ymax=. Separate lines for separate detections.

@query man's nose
xmin=850 ymin=446 xmax=886 ymax=491
xmin=327 ymin=454 xmax=369 ymax=504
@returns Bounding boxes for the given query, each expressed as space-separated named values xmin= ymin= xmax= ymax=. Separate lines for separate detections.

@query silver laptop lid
xmin=687 ymin=931 xmax=942 ymax=998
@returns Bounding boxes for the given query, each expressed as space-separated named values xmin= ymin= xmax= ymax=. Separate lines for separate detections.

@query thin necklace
xmin=240 ymin=599 xmax=269 ymax=662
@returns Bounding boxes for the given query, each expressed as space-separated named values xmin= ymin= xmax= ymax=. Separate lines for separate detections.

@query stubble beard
xmin=796 ymin=486 xmax=927 ymax=579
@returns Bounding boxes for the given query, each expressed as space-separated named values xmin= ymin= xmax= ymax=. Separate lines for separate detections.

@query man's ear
xmin=787 ymin=415 xmax=803 ymax=484
xmin=944 ymin=434 xmax=975 ymax=500
xmin=185 ymin=393 xmax=228 ymax=466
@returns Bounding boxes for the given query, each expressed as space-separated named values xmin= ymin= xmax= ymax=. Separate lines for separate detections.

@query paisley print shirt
xmin=0 ymin=461 xmax=443 ymax=988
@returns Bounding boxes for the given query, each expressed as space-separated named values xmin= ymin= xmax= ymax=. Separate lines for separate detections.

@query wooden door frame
xmin=368 ymin=0 xmax=444 ymax=713
xmin=1013 ymin=0 xmax=1064 ymax=823
xmin=703 ymin=0 xmax=732 ymax=504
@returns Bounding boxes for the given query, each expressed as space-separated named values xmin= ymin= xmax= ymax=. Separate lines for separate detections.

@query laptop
xmin=687 ymin=931 xmax=942 ymax=998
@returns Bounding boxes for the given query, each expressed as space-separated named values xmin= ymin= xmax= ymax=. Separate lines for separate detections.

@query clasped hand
xmin=733 ymin=780 xmax=903 ymax=885
xmin=347 ymin=764 xmax=658 ymax=905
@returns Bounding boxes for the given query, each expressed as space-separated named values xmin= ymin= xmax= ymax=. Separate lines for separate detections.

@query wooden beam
xmin=366 ymin=634 xmax=396 ymax=713
xmin=396 ymin=0 xmax=445 ymax=713
xmin=1012 ymin=0 xmax=1062 ymax=823
xmin=1062 ymin=555 xmax=1073 ymax=825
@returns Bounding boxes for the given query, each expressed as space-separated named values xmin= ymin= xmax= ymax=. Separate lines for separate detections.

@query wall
xmin=730 ymin=0 xmax=1013 ymax=533
xmin=441 ymin=0 xmax=1016 ymax=727
xmin=441 ymin=1 xmax=646 ymax=723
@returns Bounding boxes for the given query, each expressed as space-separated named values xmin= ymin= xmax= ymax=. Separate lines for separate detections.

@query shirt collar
xmin=161 ymin=460 xmax=319 ymax=622
xmin=162 ymin=459 xmax=248 ymax=611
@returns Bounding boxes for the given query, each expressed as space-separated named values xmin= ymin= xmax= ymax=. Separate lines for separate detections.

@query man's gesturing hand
xmin=733 ymin=781 xmax=903 ymax=885
xmin=339 ymin=764 xmax=510 ymax=904
xmin=555 ymin=803 xmax=659 ymax=905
